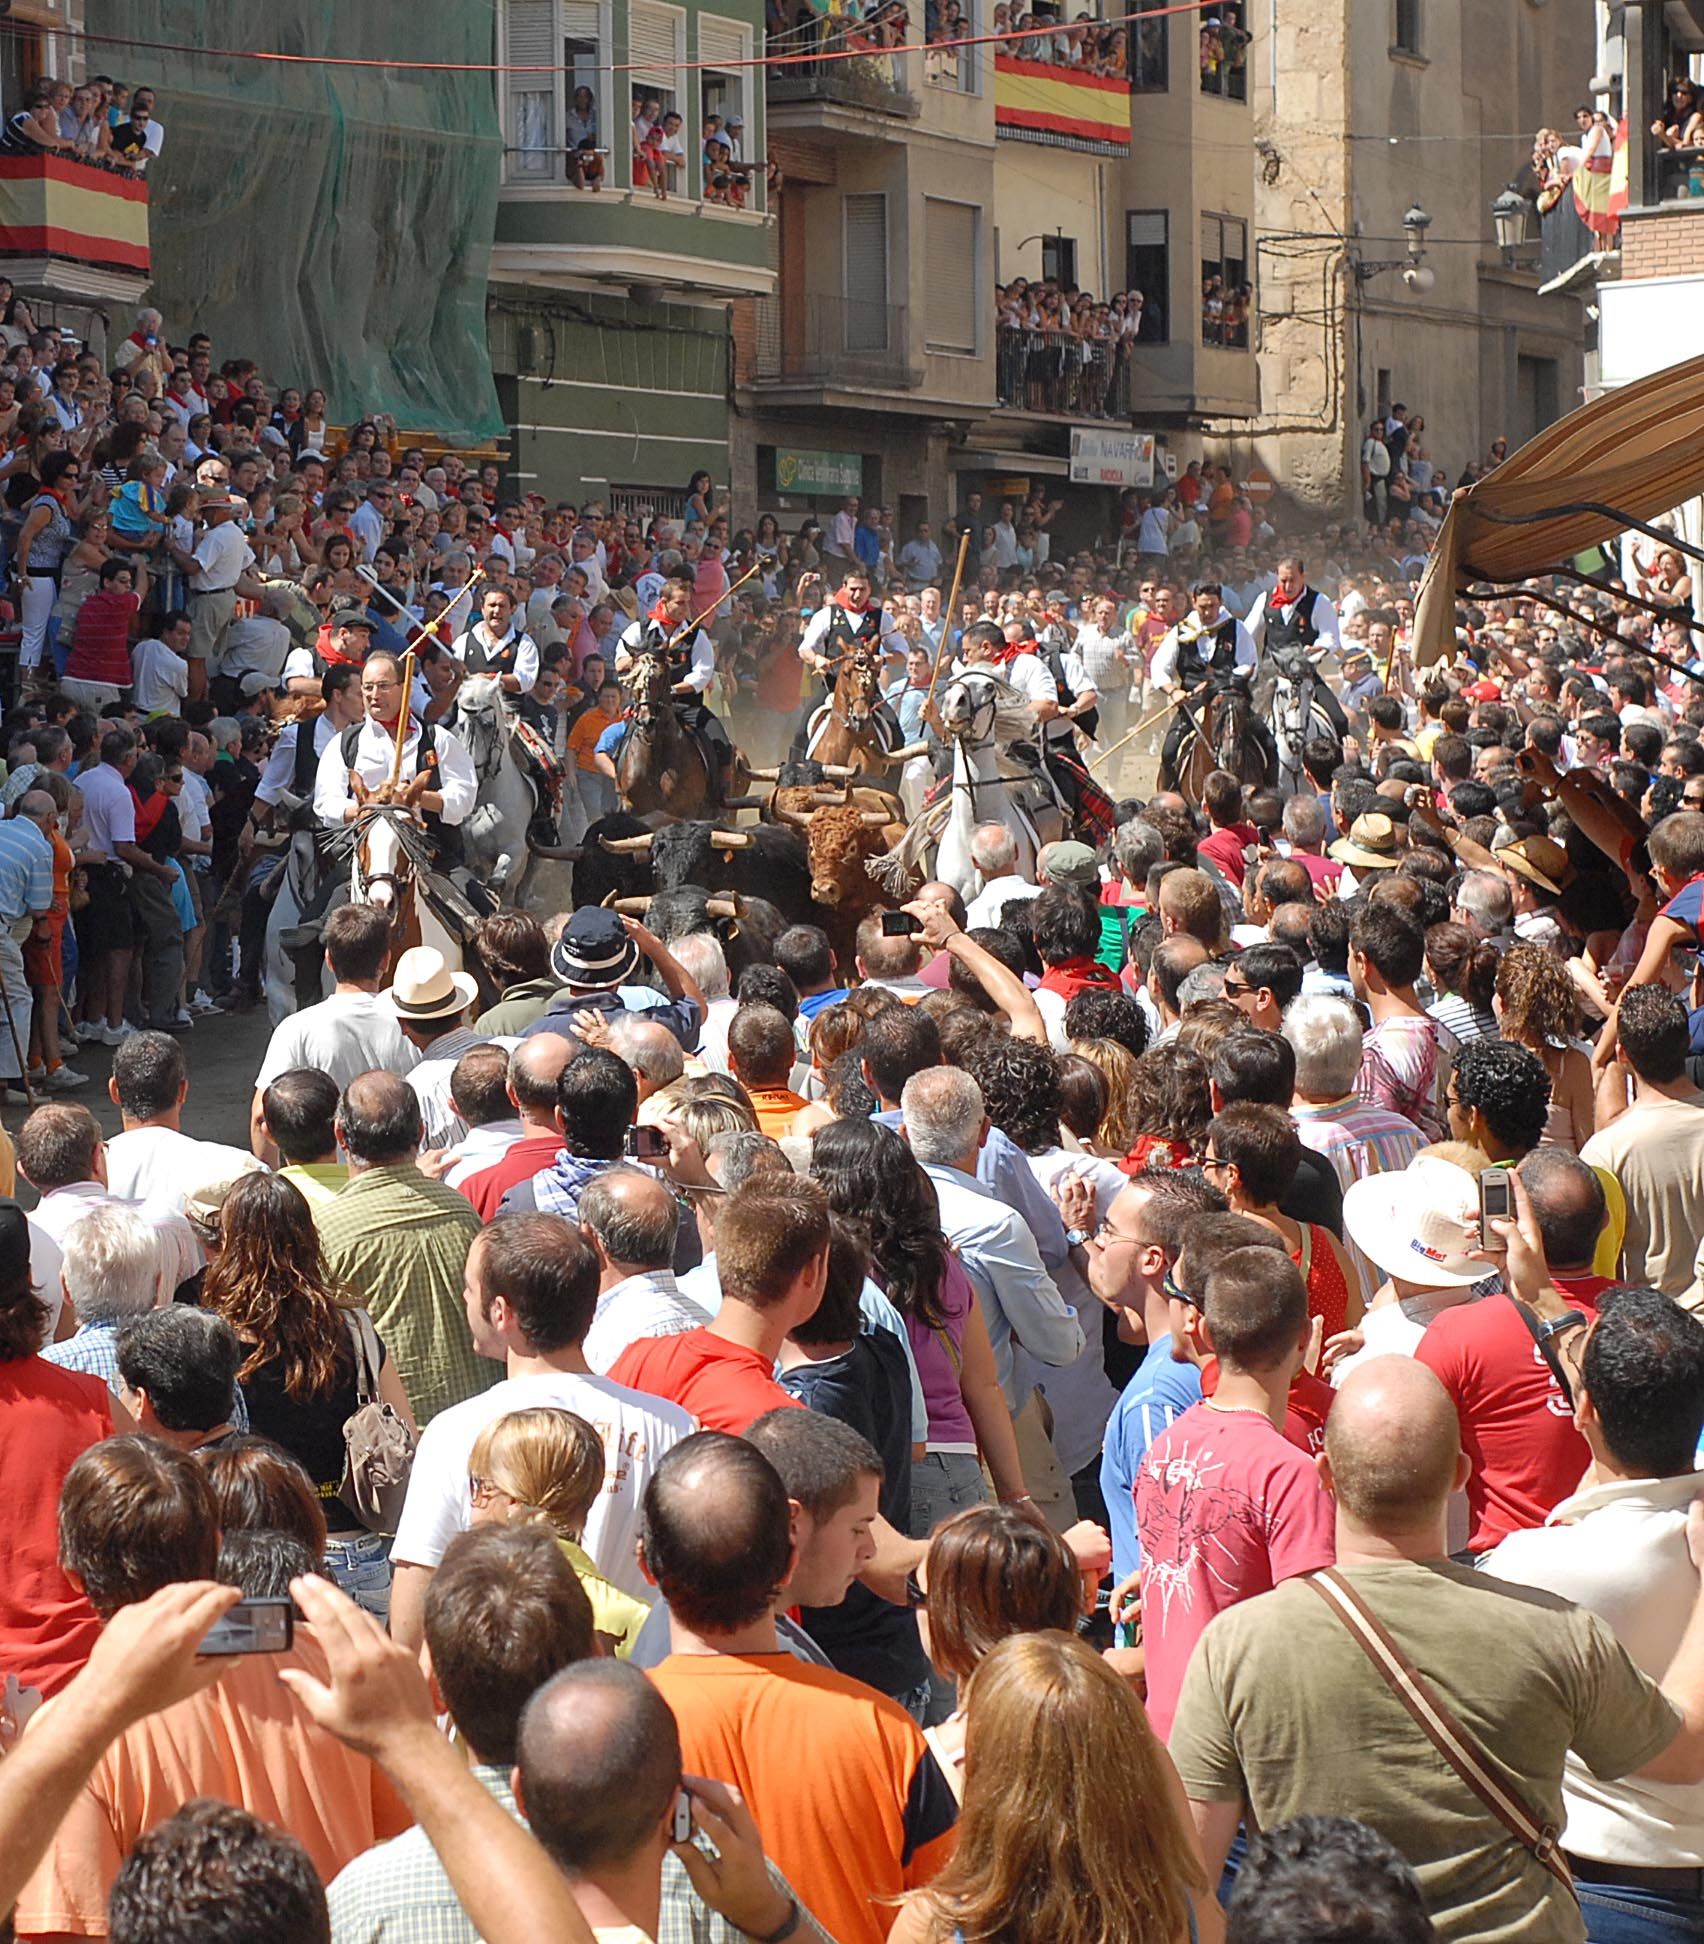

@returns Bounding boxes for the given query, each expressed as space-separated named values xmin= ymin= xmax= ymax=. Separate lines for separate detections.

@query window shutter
xmin=924 ymin=199 xmax=978 ymax=354
xmin=843 ymin=194 xmax=890 ymax=352
xmin=1127 ymin=210 xmax=1166 ymax=249
xmin=698 ymin=14 xmax=746 ymax=65
xmin=629 ymin=2 xmax=680 ymax=86
xmin=560 ymin=1 xmax=598 ymax=39
xmin=506 ymin=0 xmax=557 ymax=172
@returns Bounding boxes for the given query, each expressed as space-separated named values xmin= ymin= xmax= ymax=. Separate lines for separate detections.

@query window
xmin=925 ymin=199 xmax=980 ymax=354
xmin=630 ymin=0 xmax=686 ymax=191
xmin=501 ymin=0 xmax=607 ymax=186
xmin=1393 ymin=0 xmax=1421 ymax=56
xmin=925 ymin=0 xmax=977 ymax=95
xmin=699 ymin=14 xmax=757 ymax=207
xmin=842 ymin=193 xmax=891 ymax=353
xmin=1198 ymin=2 xmax=1248 ymax=100
xmin=1200 ymin=212 xmax=1249 ymax=348
xmin=1041 ymin=235 xmax=1077 ymax=288
xmin=1126 ymin=210 xmax=1169 ymax=343
xmin=1131 ymin=0 xmax=1168 ymax=90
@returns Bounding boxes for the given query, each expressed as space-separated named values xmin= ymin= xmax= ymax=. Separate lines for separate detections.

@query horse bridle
xmin=828 ymin=647 xmax=882 ymax=730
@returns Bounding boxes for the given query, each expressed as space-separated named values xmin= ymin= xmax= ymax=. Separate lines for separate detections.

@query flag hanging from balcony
xmin=0 ymin=155 xmax=149 ymax=274
xmin=994 ymin=55 xmax=1130 ymax=153
xmin=1606 ymin=115 xmax=1629 ymax=229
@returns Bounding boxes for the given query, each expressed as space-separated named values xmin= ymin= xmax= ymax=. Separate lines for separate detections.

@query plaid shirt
xmin=326 ymin=1765 xmax=837 ymax=1944
xmin=40 ymin=1320 xmax=251 ymax=1430
xmin=314 ymin=1163 xmax=491 ymax=1426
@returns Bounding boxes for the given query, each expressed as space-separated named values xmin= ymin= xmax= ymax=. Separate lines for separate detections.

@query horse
xmin=1168 ymin=673 xmax=1271 ymax=805
xmin=1266 ymin=646 xmax=1339 ymax=796
xmin=341 ymin=798 xmax=470 ymax=983
xmin=615 ymin=652 xmax=715 ymax=819
xmin=872 ymin=667 xmax=1064 ymax=903
xmin=454 ymin=674 xmax=577 ymax=912
xmin=800 ymin=643 xmax=909 ymax=789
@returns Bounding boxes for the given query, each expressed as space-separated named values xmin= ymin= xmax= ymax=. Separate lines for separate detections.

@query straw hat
xmin=1329 ymin=812 xmax=1401 ymax=871
xmin=1342 ymin=1158 xmax=1485 ymax=1288
xmin=1498 ymin=834 xmax=1572 ymax=897
xmin=385 ymin=945 xmax=479 ymax=1021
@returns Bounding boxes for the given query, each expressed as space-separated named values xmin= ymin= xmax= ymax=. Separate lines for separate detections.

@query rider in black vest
xmin=338 ymin=715 xmax=464 ymax=870
xmin=1259 ymin=579 xmax=1348 ymax=737
xmin=614 ymin=573 xmax=734 ymax=796
xmin=1157 ymin=582 xmax=1278 ymax=786
xmin=453 ymin=585 xmax=534 ymax=694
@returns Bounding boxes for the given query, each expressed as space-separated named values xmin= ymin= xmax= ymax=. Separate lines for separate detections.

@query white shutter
xmin=629 ymin=2 xmax=681 ymax=89
xmin=1127 ymin=210 xmax=1166 ymax=249
xmin=560 ymin=1 xmax=599 ymax=39
xmin=843 ymin=193 xmax=890 ymax=352
xmin=924 ymin=199 xmax=978 ymax=354
xmin=506 ymin=0 xmax=557 ymax=173
xmin=698 ymin=14 xmax=746 ymax=65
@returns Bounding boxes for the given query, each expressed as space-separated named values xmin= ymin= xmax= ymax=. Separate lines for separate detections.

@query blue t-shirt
xmin=1662 ymin=873 xmax=1704 ymax=937
xmin=1100 ymin=1333 xmax=1203 ymax=1584
xmin=798 ymin=987 xmax=850 ymax=1021
xmin=595 ymin=719 xmax=627 ymax=757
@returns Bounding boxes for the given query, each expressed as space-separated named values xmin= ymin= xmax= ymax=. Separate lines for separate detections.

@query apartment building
xmin=1250 ymin=0 xmax=1594 ymax=515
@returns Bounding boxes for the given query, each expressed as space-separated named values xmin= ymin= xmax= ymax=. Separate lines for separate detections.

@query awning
xmin=951 ymin=448 xmax=1075 ymax=476
xmin=1413 ymin=351 xmax=1704 ymax=666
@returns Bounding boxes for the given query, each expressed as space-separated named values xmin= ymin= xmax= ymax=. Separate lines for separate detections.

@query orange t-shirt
xmin=568 ymin=705 xmax=617 ymax=773
xmin=14 ymin=1629 xmax=413 ymax=1938
xmin=647 ymin=1652 xmax=957 ymax=1944
xmin=746 ymin=1083 xmax=807 ymax=1139
xmin=609 ymin=1327 xmax=800 ymax=1435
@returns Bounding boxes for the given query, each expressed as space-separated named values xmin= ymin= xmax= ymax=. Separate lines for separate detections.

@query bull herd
xmin=567 ymin=768 xmax=910 ymax=971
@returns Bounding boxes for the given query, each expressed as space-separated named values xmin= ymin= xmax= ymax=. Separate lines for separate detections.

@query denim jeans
xmin=1578 ymin=1880 xmax=1704 ymax=1943
xmin=324 ymin=1531 xmax=392 ymax=1622
xmin=909 ymin=1452 xmax=989 ymax=1541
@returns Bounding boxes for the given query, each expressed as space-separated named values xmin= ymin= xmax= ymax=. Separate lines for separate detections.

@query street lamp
xmin=1491 ymin=185 xmax=1532 ymax=260
xmin=1353 ymin=205 xmax=1434 ymax=290
xmin=1402 ymin=204 xmax=1432 ymax=261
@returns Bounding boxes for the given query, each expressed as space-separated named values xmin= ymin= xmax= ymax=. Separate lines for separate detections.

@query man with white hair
xmin=39 ymin=1203 xmax=164 ymax=1394
xmin=1284 ymin=994 xmax=1426 ymax=1189
xmin=964 ymin=823 xmax=1039 ymax=929
xmin=668 ymin=931 xmax=734 ymax=1073
xmin=900 ymin=1065 xmax=1081 ymax=1411
xmin=602 ymin=1011 xmax=686 ymax=1103
xmin=1451 ymin=868 xmax=1514 ymax=945
xmin=1280 ymin=793 xmax=1341 ymax=896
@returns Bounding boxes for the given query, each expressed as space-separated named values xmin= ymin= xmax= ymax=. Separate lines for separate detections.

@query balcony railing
xmin=1538 ymin=193 xmax=1603 ymax=287
xmin=749 ymin=295 xmax=922 ymax=387
xmin=995 ymin=327 xmax=1134 ymax=418
xmin=766 ymin=48 xmax=920 ymax=117
xmin=0 ymin=151 xmax=150 ymax=280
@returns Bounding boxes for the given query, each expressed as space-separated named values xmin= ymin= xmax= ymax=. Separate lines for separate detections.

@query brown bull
xmin=771 ymin=796 xmax=905 ymax=963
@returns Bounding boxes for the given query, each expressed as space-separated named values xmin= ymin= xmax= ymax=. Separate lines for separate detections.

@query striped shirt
xmin=1291 ymin=1096 xmax=1426 ymax=1191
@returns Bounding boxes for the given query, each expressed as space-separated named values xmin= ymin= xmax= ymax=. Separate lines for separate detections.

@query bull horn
xmin=704 ymin=897 xmax=740 ymax=919
xmin=743 ymin=766 xmax=781 ymax=781
xmin=598 ymin=833 xmax=654 ymax=855
xmin=709 ymin=829 xmax=753 ymax=849
xmin=818 ymin=763 xmax=857 ymax=778
xmin=861 ymin=809 xmax=897 ymax=827
xmin=527 ymin=841 xmax=581 ymax=860
xmin=810 ymin=789 xmax=851 ymax=807
xmin=774 ymin=805 xmax=813 ymax=829
xmin=613 ymin=896 xmax=654 ymax=915
xmin=720 ymin=794 xmax=765 ymax=810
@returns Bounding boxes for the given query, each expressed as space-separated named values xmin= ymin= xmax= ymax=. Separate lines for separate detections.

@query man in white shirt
xmin=579 ymin=1171 xmax=704 ymax=1373
xmin=897 ymin=523 xmax=942 ymax=592
xmin=449 ymin=584 xmax=538 ymax=695
xmin=130 ymin=611 xmax=192 ymax=716
xmin=104 ymin=1032 xmax=263 ymax=1209
xmin=614 ymin=571 xmax=731 ymax=793
xmin=1486 ymin=1287 xmax=1704 ymax=1923
xmin=169 ymin=488 xmax=265 ymax=704
xmin=388 ymin=1213 xmax=694 ymax=1650
xmin=964 ymin=821 xmax=1042 ymax=930
xmin=312 ymin=650 xmax=479 ymax=856
xmin=251 ymin=665 xmax=365 ymax=819
xmin=249 ymin=901 xmax=419 ymax=1159
xmin=1151 ymin=581 xmax=1264 ymax=787
xmin=349 ymin=480 xmax=391 ymax=563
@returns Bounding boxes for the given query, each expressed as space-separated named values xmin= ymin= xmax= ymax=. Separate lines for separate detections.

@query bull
xmin=768 ymin=799 xmax=904 ymax=966
xmin=591 ymin=818 xmax=813 ymax=924
xmin=607 ymin=884 xmax=789 ymax=981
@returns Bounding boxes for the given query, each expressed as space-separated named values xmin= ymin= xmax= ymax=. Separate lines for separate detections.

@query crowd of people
xmin=2 ymin=73 xmax=162 ymax=174
xmin=994 ymin=281 xmax=1152 ymax=417
xmin=8 ymin=264 xmax=1704 ymax=1944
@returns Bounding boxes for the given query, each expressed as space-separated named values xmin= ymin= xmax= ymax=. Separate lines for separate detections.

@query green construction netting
xmin=85 ymin=0 xmax=506 ymax=442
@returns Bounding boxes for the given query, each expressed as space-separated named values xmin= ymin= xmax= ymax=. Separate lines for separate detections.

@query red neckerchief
xmin=318 ymin=625 xmax=362 ymax=667
xmin=1038 ymin=956 xmax=1119 ymax=998
xmin=832 ymin=589 xmax=869 ymax=614
xmin=1269 ymin=582 xmax=1306 ymax=611
xmin=649 ymin=602 xmax=677 ymax=628
xmin=991 ymin=637 xmax=1032 ymax=665
xmin=129 ymin=784 xmax=166 ymax=841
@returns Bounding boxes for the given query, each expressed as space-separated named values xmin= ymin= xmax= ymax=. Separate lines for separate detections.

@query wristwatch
xmin=753 ymin=1898 xmax=803 ymax=1943
xmin=1064 ymin=1225 xmax=1090 ymax=1249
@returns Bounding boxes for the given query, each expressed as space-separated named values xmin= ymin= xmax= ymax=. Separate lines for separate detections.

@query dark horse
xmin=1165 ymin=673 xmax=1272 ymax=803
xmin=614 ymin=651 xmax=716 ymax=819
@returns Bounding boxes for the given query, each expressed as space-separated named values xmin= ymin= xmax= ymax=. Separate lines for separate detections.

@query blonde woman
xmin=1068 ymin=1034 xmax=1142 ymax=1154
xmin=467 ymin=1407 xmax=650 ymax=1657
xmin=1494 ymin=942 xmax=1595 ymax=1152
xmin=891 ymin=1630 xmax=1218 ymax=1944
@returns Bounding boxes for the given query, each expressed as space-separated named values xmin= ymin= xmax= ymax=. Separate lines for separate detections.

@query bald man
xmin=461 ymin=1034 xmax=579 ymax=1220
xmin=579 ymin=1168 xmax=701 ymax=1372
xmin=1171 ymin=1356 xmax=1704 ymax=1944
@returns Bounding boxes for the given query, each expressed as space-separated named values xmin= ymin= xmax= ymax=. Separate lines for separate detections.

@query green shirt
xmin=279 ymin=1160 xmax=349 ymax=1207
xmin=1169 ymin=1560 xmax=1680 ymax=1944
xmin=474 ymin=977 xmax=566 ymax=1037
xmin=315 ymin=1163 xmax=491 ymax=1426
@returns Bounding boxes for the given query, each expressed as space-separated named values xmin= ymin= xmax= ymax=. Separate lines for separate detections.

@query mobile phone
xmin=625 ymin=1124 xmax=668 ymax=1161
xmin=1478 ymin=1168 xmax=1512 ymax=1231
xmin=199 ymin=1596 xmax=294 ymax=1657
xmin=671 ymin=1789 xmax=694 ymax=1843
xmin=881 ymin=910 xmax=921 ymax=937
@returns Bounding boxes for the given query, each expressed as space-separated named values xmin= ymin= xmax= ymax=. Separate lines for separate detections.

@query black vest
xmin=341 ymin=718 xmax=441 ymax=792
xmin=291 ymin=714 xmax=331 ymax=795
xmin=1039 ymin=637 xmax=1098 ymax=741
xmin=1175 ymin=616 xmax=1242 ymax=688
xmin=456 ymin=625 xmax=519 ymax=679
xmin=825 ymin=605 xmax=884 ymax=654
xmin=1263 ymin=589 xmax=1323 ymax=653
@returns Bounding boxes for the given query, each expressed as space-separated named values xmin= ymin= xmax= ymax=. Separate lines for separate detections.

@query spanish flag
xmin=993 ymin=55 xmax=1130 ymax=150
xmin=1573 ymin=116 xmax=1617 ymax=240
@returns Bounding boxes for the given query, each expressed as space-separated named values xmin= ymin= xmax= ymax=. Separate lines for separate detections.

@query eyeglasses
xmin=1221 ymin=976 xmax=1252 ymax=997
xmin=467 ymin=1475 xmax=511 ymax=1506
xmin=1200 ymin=1152 xmax=1231 ymax=1176
xmin=1093 ymin=1219 xmax=1144 ymax=1249
xmin=163 ymin=770 xmax=183 ymax=783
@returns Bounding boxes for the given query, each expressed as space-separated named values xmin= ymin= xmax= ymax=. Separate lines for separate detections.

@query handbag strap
xmin=343 ymin=1308 xmax=379 ymax=1408
xmin=1302 ymin=1569 xmax=1577 ymax=1905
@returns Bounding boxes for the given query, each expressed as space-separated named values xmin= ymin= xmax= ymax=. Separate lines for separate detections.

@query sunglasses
xmin=1162 ymin=1267 xmax=1197 ymax=1307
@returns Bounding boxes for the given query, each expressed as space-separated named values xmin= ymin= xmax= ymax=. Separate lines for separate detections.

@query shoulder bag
xmin=339 ymin=1308 xmax=417 ymax=1535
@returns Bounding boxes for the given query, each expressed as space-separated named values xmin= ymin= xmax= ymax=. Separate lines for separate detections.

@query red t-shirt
xmin=1291 ymin=849 xmax=1344 ymax=897
xmin=460 ymin=1133 xmax=562 ymax=1221
xmin=1414 ymin=1289 xmax=1602 ymax=1555
xmin=1134 ymin=1399 xmax=1336 ymax=1739
xmin=609 ymin=1327 xmax=802 ymax=1435
xmin=1200 ymin=1360 xmax=1336 ymax=1456
xmin=1197 ymin=822 xmax=1257 ymax=890
xmin=0 ymin=1357 xmax=112 ymax=1696
xmin=66 ymin=589 xmax=142 ymax=687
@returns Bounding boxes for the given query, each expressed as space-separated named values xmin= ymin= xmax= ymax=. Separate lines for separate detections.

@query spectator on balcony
xmin=1651 ymin=77 xmax=1704 ymax=150
xmin=566 ymin=84 xmax=598 ymax=152
xmin=4 ymin=82 xmax=75 ymax=157
xmin=102 ymin=96 xmax=155 ymax=173
xmin=656 ymin=111 xmax=688 ymax=193
xmin=59 ymin=86 xmax=103 ymax=156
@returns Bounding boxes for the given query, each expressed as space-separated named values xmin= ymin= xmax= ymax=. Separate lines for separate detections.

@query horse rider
xmin=1151 ymin=579 xmax=1274 ymax=784
xmin=1031 ymin=597 xmax=1100 ymax=815
xmin=795 ymin=562 xmax=907 ymax=755
xmin=448 ymin=583 xmax=539 ymax=698
xmin=613 ymin=569 xmax=734 ymax=794
xmin=1244 ymin=553 xmax=1348 ymax=737
xmin=312 ymin=647 xmax=479 ymax=870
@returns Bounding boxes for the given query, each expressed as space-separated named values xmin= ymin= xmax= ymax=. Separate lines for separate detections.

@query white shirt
xmin=1486 ymin=1471 xmax=1704 ymax=1866
xmin=28 ymin=1181 xmax=123 ymax=1337
xmin=189 ymin=521 xmax=252 ymax=594
xmin=176 ymin=768 xmax=212 ymax=848
xmin=441 ymin=1119 xmax=525 ymax=1190
xmin=75 ymin=760 xmax=136 ymax=865
xmin=991 ymin=520 xmax=1020 ymax=570
xmin=254 ymin=716 xmax=338 ymax=808
xmin=1137 ymin=506 xmax=1171 ymax=553
xmin=693 ymin=994 xmax=738 ymax=1075
xmin=616 ymin=619 xmax=714 ymax=696
xmin=217 ymin=613 xmax=292 ymax=682
xmin=582 ymin=1268 xmax=705 ymax=1374
xmin=797 ymin=603 xmax=905 ymax=664
xmin=255 ymin=988 xmax=421 ymax=1093
xmin=391 ymin=1369 xmax=693 ymax=1600
xmin=1245 ymin=588 xmax=1341 ymax=653
xmin=405 ymin=1027 xmax=514 ymax=1153
xmin=312 ymin=714 xmax=479 ymax=827
xmin=450 ymin=620 xmax=539 ymax=692
xmin=102 ymin=1125 xmax=264 ymax=1211
xmin=1148 ymin=615 xmax=1258 ymax=690
xmin=130 ymin=637 xmax=189 ymax=714
xmin=349 ymin=500 xmax=386 ymax=563
xmin=995 ymin=650 xmax=1058 ymax=714
xmin=965 ymin=873 xmax=1041 ymax=930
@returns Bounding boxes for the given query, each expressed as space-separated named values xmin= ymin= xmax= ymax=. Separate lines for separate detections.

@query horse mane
xmin=954 ymin=669 xmax=1036 ymax=747
xmin=321 ymin=804 xmax=437 ymax=877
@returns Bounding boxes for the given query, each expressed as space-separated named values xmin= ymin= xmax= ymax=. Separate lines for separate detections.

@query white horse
xmin=874 ymin=667 xmax=1062 ymax=902
xmin=456 ymin=674 xmax=579 ymax=913
xmin=261 ymin=829 xmax=324 ymax=1024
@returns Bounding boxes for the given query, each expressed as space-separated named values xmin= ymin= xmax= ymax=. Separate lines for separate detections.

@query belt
xmin=1565 ymin=1853 xmax=1704 ymax=1895
xmin=194 ymin=584 xmax=237 ymax=596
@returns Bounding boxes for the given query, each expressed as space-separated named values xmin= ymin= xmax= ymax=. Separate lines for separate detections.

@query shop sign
xmin=1069 ymin=428 xmax=1155 ymax=488
xmin=775 ymin=447 xmax=863 ymax=495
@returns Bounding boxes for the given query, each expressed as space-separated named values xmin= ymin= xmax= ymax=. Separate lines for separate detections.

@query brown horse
xmin=614 ymin=652 xmax=715 ymax=819
xmin=803 ymin=641 xmax=901 ymax=781
xmin=1170 ymin=679 xmax=1270 ymax=807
